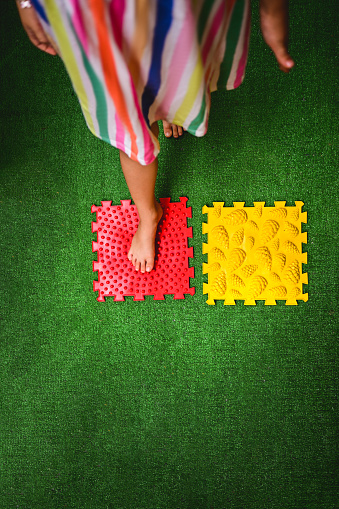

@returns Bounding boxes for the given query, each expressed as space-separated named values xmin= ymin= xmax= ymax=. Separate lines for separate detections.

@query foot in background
xmin=162 ymin=120 xmax=185 ymax=138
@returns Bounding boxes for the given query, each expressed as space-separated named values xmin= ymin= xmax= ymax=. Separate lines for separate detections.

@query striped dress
xmin=32 ymin=0 xmax=251 ymax=165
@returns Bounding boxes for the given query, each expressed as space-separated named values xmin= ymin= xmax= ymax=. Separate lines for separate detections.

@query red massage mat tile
xmin=91 ymin=197 xmax=195 ymax=301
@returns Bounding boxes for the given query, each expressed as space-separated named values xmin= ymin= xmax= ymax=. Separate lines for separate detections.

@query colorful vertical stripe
xmin=35 ymin=0 xmax=250 ymax=165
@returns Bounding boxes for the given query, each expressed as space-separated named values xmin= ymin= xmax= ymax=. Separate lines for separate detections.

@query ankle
xmin=138 ymin=203 xmax=162 ymax=225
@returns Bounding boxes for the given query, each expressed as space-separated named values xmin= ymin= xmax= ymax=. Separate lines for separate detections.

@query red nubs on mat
xmin=91 ymin=197 xmax=195 ymax=302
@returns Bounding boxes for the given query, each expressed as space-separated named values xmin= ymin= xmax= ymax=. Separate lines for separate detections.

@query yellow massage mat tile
xmin=202 ymin=201 xmax=308 ymax=305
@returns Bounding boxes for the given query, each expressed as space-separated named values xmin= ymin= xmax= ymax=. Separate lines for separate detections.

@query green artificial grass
xmin=0 ymin=1 xmax=338 ymax=508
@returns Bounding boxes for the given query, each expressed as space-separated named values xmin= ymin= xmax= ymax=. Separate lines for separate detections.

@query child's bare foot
xmin=127 ymin=202 xmax=163 ymax=273
xmin=162 ymin=120 xmax=185 ymax=138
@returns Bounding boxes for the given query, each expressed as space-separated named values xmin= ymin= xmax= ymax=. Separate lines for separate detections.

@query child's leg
xmin=120 ymin=122 xmax=163 ymax=273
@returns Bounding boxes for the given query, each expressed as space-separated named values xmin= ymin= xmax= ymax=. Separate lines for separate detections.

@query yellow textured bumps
xmin=227 ymin=248 xmax=246 ymax=272
xmin=260 ymin=220 xmax=280 ymax=243
xmin=248 ymin=276 xmax=268 ymax=298
xmin=270 ymin=272 xmax=281 ymax=283
xmin=283 ymin=221 xmax=299 ymax=238
xmin=211 ymin=272 xmax=227 ymax=295
xmin=270 ymin=207 xmax=287 ymax=219
xmin=246 ymin=220 xmax=259 ymax=232
xmin=202 ymin=201 xmax=308 ymax=305
xmin=255 ymin=246 xmax=272 ymax=271
xmin=207 ymin=262 xmax=221 ymax=272
xmin=223 ymin=208 xmax=248 ymax=226
xmin=212 ymin=225 xmax=229 ymax=249
xmin=211 ymin=247 xmax=227 ymax=261
xmin=213 ymin=205 xmax=222 ymax=218
xmin=271 ymin=238 xmax=280 ymax=251
xmin=282 ymin=240 xmax=300 ymax=254
xmin=246 ymin=236 xmax=255 ymax=250
xmin=269 ymin=285 xmax=287 ymax=298
xmin=241 ymin=264 xmax=258 ymax=278
xmin=231 ymin=227 xmax=245 ymax=246
xmin=284 ymin=260 xmax=300 ymax=284
xmin=229 ymin=274 xmax=245 ymax=288
xmin=273 ymin=253 xmax=286 ymax=272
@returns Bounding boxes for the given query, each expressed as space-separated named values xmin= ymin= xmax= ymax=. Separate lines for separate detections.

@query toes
xmin=162 ymin=120 xmax=185 ymax=138
xmin=127 ymin=247 xmax=134 ymax=263
xmin=133 ymin=258 xmax=154 ymax=273
xmin=146 ymin=259 xmax=154 ymax=273
xmin=140 ymin=258 xmax=154 ymax=273
xmin=162 ymin=120 xmax=172 ymax=138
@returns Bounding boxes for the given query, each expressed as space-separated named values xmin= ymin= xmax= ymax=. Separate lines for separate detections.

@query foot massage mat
xmin=202 ymin=201 xmax=308 ymax=305
xmin=91 ymin=197 xmax=195 ymax=302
